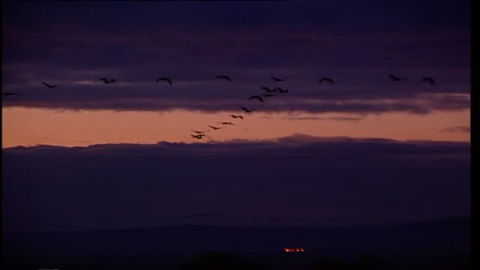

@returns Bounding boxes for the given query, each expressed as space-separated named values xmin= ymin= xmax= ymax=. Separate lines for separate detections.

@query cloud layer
xmin=3 ymin=135 xmax=470 ymax=232
xmin=2 ymin=0 xmax=470 ymax=114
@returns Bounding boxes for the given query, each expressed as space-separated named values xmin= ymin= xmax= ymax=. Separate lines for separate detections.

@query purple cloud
xmin=3 ymin=135 xmax=470 ymax=232
xmin=2 ymin=1 xmax=470 ymax=114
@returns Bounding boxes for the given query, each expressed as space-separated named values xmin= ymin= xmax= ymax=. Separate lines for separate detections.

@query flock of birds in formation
xmin=2 ymin=74 xmax=435 ymax=141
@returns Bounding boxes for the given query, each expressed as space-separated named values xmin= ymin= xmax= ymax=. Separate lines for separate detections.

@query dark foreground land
xmin=2 ymin=217 xmax=472 ymax=269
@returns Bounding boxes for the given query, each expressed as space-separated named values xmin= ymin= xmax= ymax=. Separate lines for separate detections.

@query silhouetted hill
xmin=2 ymin=217 xmax=471 ymax=269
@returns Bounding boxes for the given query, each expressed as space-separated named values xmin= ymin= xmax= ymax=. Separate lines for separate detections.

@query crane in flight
xmin=319 ymin=78 xmax=335 ymax=84
xmin=390 ymin=74 xmax=406 ymax=81
xmin=156 ymin=77 xmax=173 ymax=84
xmin=249 ymin=96 xmax=264 ymax=102
xmin=230 ymin=115 xmax=244 ymax=119
xmin=240 ymin=106 xmax=253 ymax=113
xmin=216 ymin=75 xmax=232 ymax=82
xmin=43 ymin=81 xmax=60 ymax=88
xmin=272 ymin=76 xmax=285 ymax=82
xmin=99 ymin=78 xmax=116 ymax=84
xmin=261 ymin=86 xmax=274 ymax=93
xmin=208 ymin=125 xmax=222 ymax=130
xmin=191 ymin=134 xmax=205 ymax=139
xmin=421 ymin=77 xmax=435 ymax=84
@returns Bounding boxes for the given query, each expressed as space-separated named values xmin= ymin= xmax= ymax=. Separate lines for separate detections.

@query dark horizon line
xmin=3 ymin=216 xmax=469 ymax=235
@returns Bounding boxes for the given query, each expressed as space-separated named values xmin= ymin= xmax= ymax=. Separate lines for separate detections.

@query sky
xmin=1 ymin=0 xmax=471 ymax=232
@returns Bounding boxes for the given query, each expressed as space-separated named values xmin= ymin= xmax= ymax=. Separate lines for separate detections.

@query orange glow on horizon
xmin=2 ymin=107 xmax=470 ymax=148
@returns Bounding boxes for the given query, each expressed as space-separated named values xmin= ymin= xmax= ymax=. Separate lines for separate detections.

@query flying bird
xmin=273 ymin=87 xmax=283 ymax=92
xmin=42 ymin=81 xmax=60 ymax=88
xmin=216 ymin=75 xmax=232 ymax=82
xmin=99 ymin=78 xmax=116 ymax=84
xmin=240 ymin=106 xmax=253 ymax=113
xmin=221 ymin=122 xmax=234 ymax=125
xmin=249 ymin=96 xmax=264 ymax=102
xmin=272 ymin=76 xmax=285 ymax=82
xmin=208 ymin=125 xmax=222 ymax=130
xmin=261 ymin=87 xmax=274 ymax=93
xmin=230 ymin=115 xmax=244 ymax=119
xmin=421 ymin=77 xmax=435 ymax=84
xmin=319 ymin=78 xmax=335 ymax=84
xmin=191 ymin=134 xmax=204 ymax=139
xmin=390 ymin=75 xmax=406 ymax=81
xmin=3 ymin=92 xmax=18 ymax=96
xmin=156 ymin=77 xmax=172 ymax=84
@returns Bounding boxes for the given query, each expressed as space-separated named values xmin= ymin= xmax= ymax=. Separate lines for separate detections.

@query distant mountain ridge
xmin=3 ymin=217 xmax=470 ymax=258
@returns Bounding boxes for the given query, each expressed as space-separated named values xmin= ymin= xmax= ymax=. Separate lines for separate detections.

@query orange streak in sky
xmin=2 ymin=107 xmax=470 ymax=148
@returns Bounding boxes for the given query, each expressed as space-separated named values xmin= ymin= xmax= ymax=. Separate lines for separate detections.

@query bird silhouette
xmin=272 ymin=87 xmax=283 ymax=92
xmin=3 ymin=92 xmax=19 ymax=96
xmin=261 ymin=86 xmax=274 ymax=93
xmin=230 ymin=114 xmax=244 ymax=119
xmin=272 ymin=76 xmax=285 ymax=82
xmin=249 ymin=96 xmax=264 ymax=102
xmin=208 ymin=125 xmax=222 ymax=130
xmin=99 ymin=78 xmax=115 ymax=84
xmin=156 ymin=77 xmax=172 ymax=84
xmin=421 ymin=77 xmax=435 ymax=84
xmin=43 ymin=81 xmax=60 ymax=88
xmin=240 ymin=106 xmax=253 ymax=113
xmin=216 ymin=75 xmax=232 ymax=82
xmin=191 ymin=134 xmax=204 ymax=139
xmin=221 ymin=122 xmax=234 ymax=125
xmin=319 ymin=78 xmax=335 ymax=84
xmin=390 ymin=75 xmax=406 ymax=81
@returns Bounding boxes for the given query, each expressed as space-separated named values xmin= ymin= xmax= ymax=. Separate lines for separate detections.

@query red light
xmin=284 ymin=247 xmax=305 ymax=253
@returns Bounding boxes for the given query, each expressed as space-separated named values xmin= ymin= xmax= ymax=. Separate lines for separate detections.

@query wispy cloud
xmin=440 ymin=126 xmax=470 ymax=133
xmin=281 ymin=116 xmax=363 ymax=121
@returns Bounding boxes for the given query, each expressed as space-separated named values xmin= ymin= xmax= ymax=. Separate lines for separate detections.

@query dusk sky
xmin=2 ymin=0 xmax=470 ymax=232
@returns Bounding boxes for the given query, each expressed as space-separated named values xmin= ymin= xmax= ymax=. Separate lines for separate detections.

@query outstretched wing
xmin=261 ymin=87 xmax=272 ymax=92
xmin=216 ymin=75 xmax=232 ymax=82
xmin=157 ymin=77 xmax=172 ymax=84
xmin=422 ymin=77 xmax=435 ymax=84
xmin=249 ymin=96 xmax=264 ymax=102
xmin=319 ymin=78 xmax=334 ymax=84
xmin=240 ymin=106 xmax=250 ymax=112
xmin=43 ymin=81 xmax=58 ymax=88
